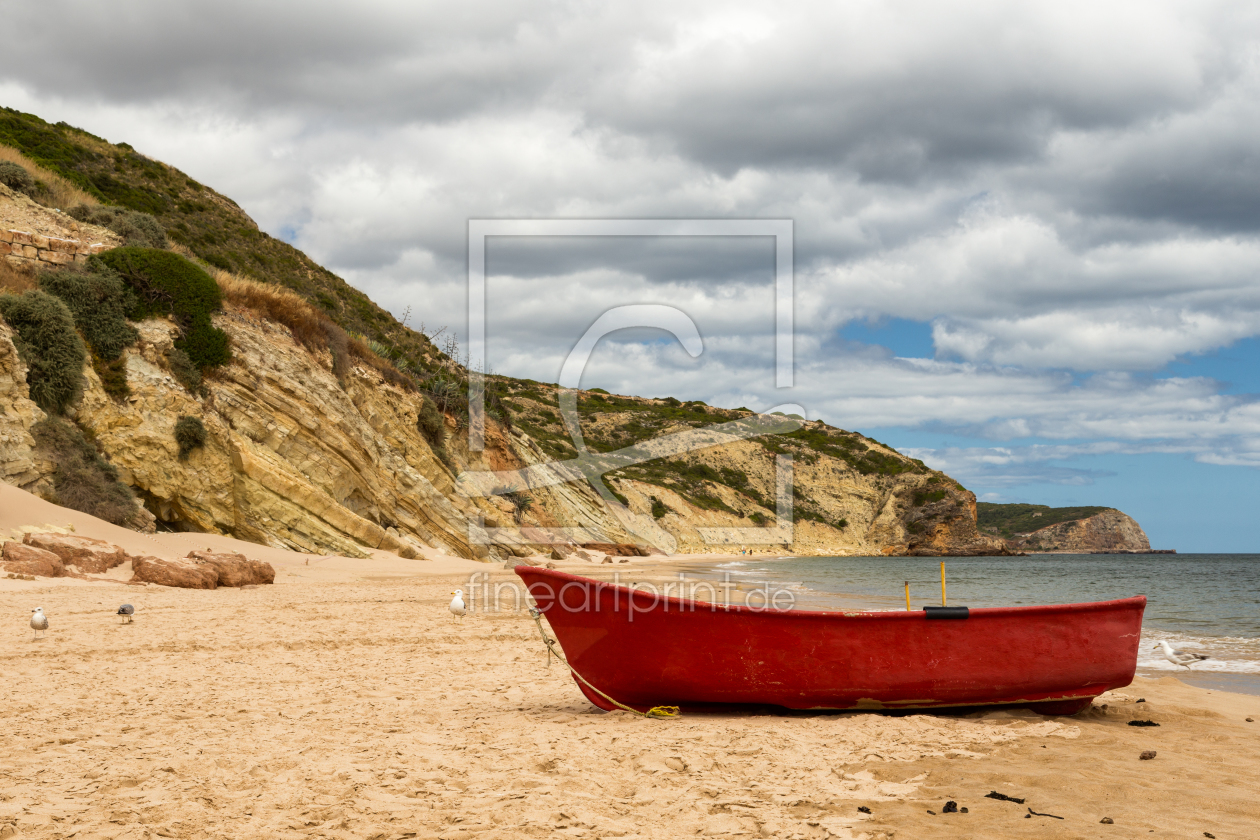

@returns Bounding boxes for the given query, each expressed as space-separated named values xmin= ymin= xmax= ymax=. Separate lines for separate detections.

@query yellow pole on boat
xmin=904 ymin=581 xmax=911 ymax=612
xmin=940 ymin=561 xmax=947 ymax=607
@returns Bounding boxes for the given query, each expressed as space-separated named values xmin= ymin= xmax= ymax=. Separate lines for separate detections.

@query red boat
xmin=514 ymin=566 xmax=1145 ymax=715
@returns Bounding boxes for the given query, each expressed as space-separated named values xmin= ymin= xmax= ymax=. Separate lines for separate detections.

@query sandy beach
xmin=3 ymin=488 xmax=1259 ymax=839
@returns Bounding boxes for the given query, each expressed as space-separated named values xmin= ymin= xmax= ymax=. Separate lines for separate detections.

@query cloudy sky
xmin=5 ymin=0 xmax=1260 ymax=549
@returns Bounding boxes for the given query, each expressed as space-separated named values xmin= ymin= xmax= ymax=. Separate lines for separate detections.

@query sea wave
xmin=1138 ymin=629 xmax=1260 ymax=674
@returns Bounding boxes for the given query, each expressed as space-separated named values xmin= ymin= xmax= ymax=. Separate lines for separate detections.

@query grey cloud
xmin=579 ymin=2 xmax=1238 ymax=180
xmin=0 ymin=1 xmax=597 ymax=122
xmin=486 ymin=237 xmax=776 ymax=285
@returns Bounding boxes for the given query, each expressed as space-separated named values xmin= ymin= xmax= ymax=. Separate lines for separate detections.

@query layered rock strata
xmin=1008 ymin=510 xmax=1152 ymax=553
xmin=0 ymin=321 xmax=48 ymax=494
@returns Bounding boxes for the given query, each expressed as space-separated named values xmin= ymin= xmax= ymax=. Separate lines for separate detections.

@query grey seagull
xmin=30 ymin=607 xmax=48 ymax=639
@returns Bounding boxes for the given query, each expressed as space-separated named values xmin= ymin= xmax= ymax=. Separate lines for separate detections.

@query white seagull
xmin=30 ymin=607 xmax=49 ymax=639
xmin=1154 ymin=640 xmax=1209 ymax=669
xmin=449 ymin=589 xmax=467 ymax=622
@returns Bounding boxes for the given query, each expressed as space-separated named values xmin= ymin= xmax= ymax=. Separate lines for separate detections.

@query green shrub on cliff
xmin=493 ymin=487 xmax=533 ymax=522
xmin=93 ymin=247 xmax=230 ymax=369
xmin=166 ymin=347 xmax=201 ymax=393
xmin=913 ymin=488 xmax=947 ymax=507
xmin=176 ymin=311 xmax=230 ymax=368
xmin=415 ymin=396 xmax=455 ymax=470
xmin=31 ymin=416 xmax=138 ymax=526
xmin=92 ymin=353 xmax=130 ymax=401
xmin=38 ymin=265 xmax=138 ymax=360
xmin=174 ymin=415 xmax=207 ymax=459
xmin=417 ymin=396 xmax=445 ymax=445
xmin=976 ymin=503 xmax=1113 ymax=538
xmin=67 ymin=204 xmax=167 ymax=248
xmin=0 ymin=289 xmax=86 ymax=414
xmin=0 ymin=160 xmax=35 ymax=195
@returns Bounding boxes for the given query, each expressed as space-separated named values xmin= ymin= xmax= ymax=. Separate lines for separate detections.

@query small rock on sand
xmin=185 ymin=550 xmax=275 ymax=586
xmin=1 ymin=541 xmax=65 ymax=577
xmin=1139 ymin=750 xmax=1157 ymax=760
xmin=131 ymin=556 xmax=219 ymax=590
xmin=1100 ymin=817 xmax=1114 ymax=824
xmin=23 ymin=533 xmax=127 ymax=573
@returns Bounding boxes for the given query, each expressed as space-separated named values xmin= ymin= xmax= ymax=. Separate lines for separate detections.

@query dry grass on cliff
xmin=0 ymin=144 xmax=99 ymax=210
xmin=215 ymin=270 xmax=329 ymax=352
xmin=213 ymin=269 xmax=413 ymax=390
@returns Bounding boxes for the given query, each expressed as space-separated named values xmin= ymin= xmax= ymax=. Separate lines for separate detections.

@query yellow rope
xmin=528 ymin=608 xmax=679 ymax=719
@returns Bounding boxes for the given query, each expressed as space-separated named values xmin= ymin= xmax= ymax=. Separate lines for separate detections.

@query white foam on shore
xmin=1138 ymin=629 xmax=1260 ymax=674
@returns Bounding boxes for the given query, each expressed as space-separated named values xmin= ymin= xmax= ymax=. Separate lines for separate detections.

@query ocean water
xmin=683 ymin=553 xmax=1260 ymax=696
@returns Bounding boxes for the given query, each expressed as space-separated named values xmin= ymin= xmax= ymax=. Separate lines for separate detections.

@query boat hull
xmin=514 ymin=567 xmax=1145 ymax=715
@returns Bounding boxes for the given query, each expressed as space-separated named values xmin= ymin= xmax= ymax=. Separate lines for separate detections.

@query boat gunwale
xmin=516 ymin=565 xmax=1148 ymax=622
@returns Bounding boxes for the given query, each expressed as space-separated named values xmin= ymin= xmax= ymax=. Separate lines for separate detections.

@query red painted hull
xmin=515 ymin=567 xmax=1145 ymax=715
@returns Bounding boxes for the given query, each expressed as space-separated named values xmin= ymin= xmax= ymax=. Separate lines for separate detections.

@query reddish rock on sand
xmin=2 ymin=541 xmax=66 ymax=578
xmin=23 ymin=533 xmax=128 ymax=574
xmin=582 ymin=543 xmax=654 ymax=557
xmin=130 ymin=556 xmax=219 ymax=590
xmin=185 ymin=550 xmax=275 ymax=587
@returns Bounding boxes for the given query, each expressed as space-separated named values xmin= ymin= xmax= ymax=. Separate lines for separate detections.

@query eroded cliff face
xmin=1008 ymin=510 xmax=1151 ymax=553
xmin=1 ymin=303 xmax=1009 ymax=559
xmin=495 ymin=425 xmax=1009 ymax=557
xmin=0 ymin=321 xmax=48 ymax=493
xmin=73 ymin=311 xmax=495 ymax=559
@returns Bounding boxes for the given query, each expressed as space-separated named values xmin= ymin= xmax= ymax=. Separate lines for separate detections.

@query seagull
xmin=117 ymin=604 xmax=135 ymax=624
xmin=31 ymin=608 xmax=48 ymax=639
xmin=449 ymin=589 xmax=467 ymax=622
xmin=1155 ymin=640 xmax=1209 ymax=669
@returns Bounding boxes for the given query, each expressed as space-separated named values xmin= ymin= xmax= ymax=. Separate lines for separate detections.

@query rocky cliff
xmin=977 ymin=502 xmax=1153 ymax=553
xmin=0 ymin=320 xmax=46 ymax=492
xmin=1007 ymin=509 xmax=1152 ymax=553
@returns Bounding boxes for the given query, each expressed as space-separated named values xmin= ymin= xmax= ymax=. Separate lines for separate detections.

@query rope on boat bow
xmin=528 ymin=608 xmax=679 ymax=720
